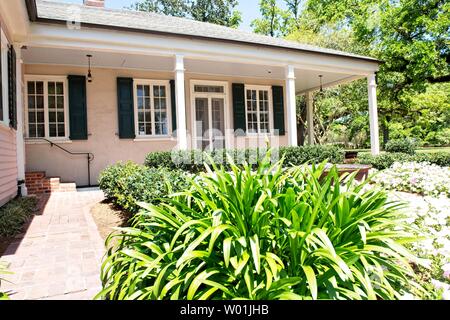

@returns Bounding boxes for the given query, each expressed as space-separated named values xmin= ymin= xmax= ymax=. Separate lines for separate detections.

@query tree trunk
xmin=382 ymin=115 xmax=390 ymax=146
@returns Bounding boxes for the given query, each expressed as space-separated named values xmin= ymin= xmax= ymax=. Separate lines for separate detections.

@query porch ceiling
xmin=22 ymin=46 xmax=364 ymax=93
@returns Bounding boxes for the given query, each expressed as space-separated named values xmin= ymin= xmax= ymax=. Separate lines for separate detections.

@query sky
xmin=54 ymin=0 xmax=287 ymax=32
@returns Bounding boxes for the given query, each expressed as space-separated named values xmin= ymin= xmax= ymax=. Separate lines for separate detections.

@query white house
xmin=0 ymin=0 xmax=380 ymax=201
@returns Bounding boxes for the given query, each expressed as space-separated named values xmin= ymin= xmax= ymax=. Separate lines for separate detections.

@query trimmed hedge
xmin=0 ymin=197 xmax=37 ymax=237
xmin=145 ymin=145 xmax=345 ymax=173
xmin=357 ymin=152 xmax=450 ymax=170
xmin=98 ymin=162 xmax=189 ymax=214
xmin=384 ymin=138 xmax=417 ymax=155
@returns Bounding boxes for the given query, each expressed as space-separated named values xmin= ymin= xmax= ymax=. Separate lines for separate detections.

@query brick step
xmin=25 ymin=172 xmax=77 ymax=194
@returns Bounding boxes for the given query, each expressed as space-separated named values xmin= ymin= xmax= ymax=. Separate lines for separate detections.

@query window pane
xmin=145 ymin=98 xmax=151 ymax=110
xmin=138 ymin=123 xmax=145 ymax=135
xmin=138 ymin=112 xmax=144 ymax=122
xmin=145 ymin=112 xmax=151 ymax=122
xmin=28 ymin=82 xmax=35 ymax=94
xmin=49 ymin=96 xmax=56 ymax=109
xmin=49 ymin=124 xmax=57 ymax=137
xmin=57 ymin=112 xmax=64 ymax=122
xmin=58 ymin=124 xmax=65 ymax=137
xmin=36 ymin=96 xmax=44 ymax=109
xmin=37 ymin=124 xmax=45 ymax=137
xmin=49 ymin=112 xmax=56 ymax=122
xmin=28 ymin=98 xmax=35 ymax=110
xmin=37 ymin=112 xmax=44 ymax=123
xmin=28 ymin=112 xmax=36 ymax=123
xmin=29 ymin=124 xmax=36 ymax=137
xmin=145 ymin=123 xmax=152 ymax=135
xmin=57 ymin=96 xmax=64 ymax=109
xmin=137 ymin=85 xmax=143 ymax=97
xmin=144 ymin=85 xmax=150 ymax=97
xmin=48 ymin=82 xmax=55 ymax=95
xmin=36 ymin=82 xmax=44 ymax=94
xmin=56 ymin=82 xmax=64 ymax=94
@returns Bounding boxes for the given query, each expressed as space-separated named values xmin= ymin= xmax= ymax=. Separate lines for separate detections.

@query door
xmin=192 ymin=82 xmax=227 ymax=151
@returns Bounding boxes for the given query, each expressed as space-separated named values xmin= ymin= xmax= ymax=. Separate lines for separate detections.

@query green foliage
xmin=357 ymin=152 xmax=450 ymax=169
xmin=385 ymin=138 xmax=418 ymax=155
xmin=129 ymin=0 xmax=242 ymax=27
xmin=0 ymin=261 xmax=11 ymax=300
xmin=144 ymin=145 xmax=345 ymax=173
xmin=98 ymin=150 xmax=423 ymax=300
xmin=98 ymin=161 xmax=189 ymax=214
xmin=0 ymin=197 xmax=37 ymax=237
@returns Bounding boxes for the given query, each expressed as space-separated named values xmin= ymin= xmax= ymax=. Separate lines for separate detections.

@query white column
xmin=367 ymin=73 xmax=380 ymax=155
xmin=14 ymin=44 xmax=27 ymax=196
xmin=174 ymin=54 xmax=187 ymax=150
xmin=285 ymin=65 xmax=298 ymax=147
xmin=306 ymin=91 xmax=314 ymax=145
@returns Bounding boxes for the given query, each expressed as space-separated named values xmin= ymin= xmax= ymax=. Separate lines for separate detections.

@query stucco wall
xmin=24 ymin=64 xmax=289 ymax=186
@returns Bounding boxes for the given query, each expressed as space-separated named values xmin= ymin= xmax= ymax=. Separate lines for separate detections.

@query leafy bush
xmin=372 ymin=162 xmax=450 ymax=197
xmin=145 ymin=145 xmax=344 ymax=173
xmin=98 ymin=150 xmax=423 ymax=300
xmin=385 ymin=139 xmax=417 ymax=155
xmin=98 ymin=162 xmax=189 ymax=214
xmin=358 ymin=152 xmax=450 ymax=169
xmin=0 ymin=197 xmax=37 ymax=237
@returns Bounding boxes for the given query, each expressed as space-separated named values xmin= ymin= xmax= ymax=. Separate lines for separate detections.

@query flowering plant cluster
xmin=388 ymin=192 xmax=450 ymax=300
xmin=371 ymin=162 xmax=450 ymax=197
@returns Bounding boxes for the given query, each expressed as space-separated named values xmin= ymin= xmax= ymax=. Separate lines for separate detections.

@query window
xmin=134 ymin=80 xmax=170 ymax=137
xmin=0 ymin=29 xmax=8 ymax=125
xmin=25 ymin=77 xmax=68 ymax=139
xmin=245 ymin=86 xmax=271 ymax=134
xmin=194 ymin=85 xmax=224 ymax=93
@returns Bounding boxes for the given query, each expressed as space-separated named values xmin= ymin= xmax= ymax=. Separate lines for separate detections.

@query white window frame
xmin=244 ymin=85 xmax=273 ymax=135
xmin=24 ymin=75 xmax=70 ymax=141
xmin=133 ymin=79 xmax=172 ymax=139
xmin=190 ymin=80 xmax=229 ymax=150
xmin=0 ymin=28 xmax=9 ymax=128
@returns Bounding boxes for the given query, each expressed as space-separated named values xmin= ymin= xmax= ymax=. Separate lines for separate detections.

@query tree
xmin=287 ymin=0 xmax=449 ymax=146
xmin=129 ymin=0 xmax=242 ymax=28
xmin=251 ymin=0 xmax=290 ymax=37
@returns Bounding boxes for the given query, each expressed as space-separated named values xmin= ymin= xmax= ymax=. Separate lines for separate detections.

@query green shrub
xmin=98 ymin=150 xmax=423 ymax=300
xmin=0 ymin=197 xmax=37 ymax=237
xmin=98 ymin=161 xmax=189 ymax=214
xmin=358 ymin=152 xmax=450 ymax=169
xmin=145 ymin=145 xmax=344 ymax=173
xmin=385 ymin=138 xmax=417 ymax=155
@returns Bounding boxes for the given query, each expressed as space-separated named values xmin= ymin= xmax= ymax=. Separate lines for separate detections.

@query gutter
xmin=24 ymin=0 xmax=382 ymax=65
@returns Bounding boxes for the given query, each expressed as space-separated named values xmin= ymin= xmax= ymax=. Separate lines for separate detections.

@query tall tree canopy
xmin=253 ymin=0 xmax=449 ymax=147
xmin=129 ymin=0 xmax=242 ymax=28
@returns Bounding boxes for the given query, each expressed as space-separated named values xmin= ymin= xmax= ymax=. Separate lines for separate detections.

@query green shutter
xmin=8 ymin=46 xmax=17 ymax=129
xmin=170 ymin=80 xmax=177 ymax=136
xmin=272 ymin=86 xmax=285 ymax=136
xmin=117 ymin=77 xmax=135 ymax=139
xmin=68 ymin=75 xmax=88 ymax=140
xmin=232 ymin=83 xmax=246 ymax=136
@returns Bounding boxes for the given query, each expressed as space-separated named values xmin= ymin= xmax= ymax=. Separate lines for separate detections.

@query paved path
xmin=1 ymin=189 xmax=105 ymax=300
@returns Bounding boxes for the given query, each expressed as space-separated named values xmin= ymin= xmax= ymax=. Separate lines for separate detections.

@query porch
xmin=14 ymin=23 xmax=380 ymax=187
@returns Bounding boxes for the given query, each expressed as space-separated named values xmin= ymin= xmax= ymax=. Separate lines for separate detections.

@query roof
xmin=31 ymin=0 xmax=380 ymax=63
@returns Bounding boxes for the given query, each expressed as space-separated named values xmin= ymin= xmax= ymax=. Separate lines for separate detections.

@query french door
xmin=192 ymin=82 xmax=227 ymax=151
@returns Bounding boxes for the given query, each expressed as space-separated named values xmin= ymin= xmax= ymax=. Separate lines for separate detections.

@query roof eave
xmin=25 ymin=0 xmax=383 ymax=65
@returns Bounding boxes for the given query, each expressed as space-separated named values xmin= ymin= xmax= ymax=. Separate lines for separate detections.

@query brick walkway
xmin=1 ymin=189 xmax=105 ymax=300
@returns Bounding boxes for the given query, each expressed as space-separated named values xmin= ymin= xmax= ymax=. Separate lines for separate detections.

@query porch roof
xmin=30 ymin=0 xmax=380 ymax=64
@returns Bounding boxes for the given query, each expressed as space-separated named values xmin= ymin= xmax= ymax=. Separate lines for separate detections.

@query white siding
xmin=0 ymin=124 xmax=18 ymax=206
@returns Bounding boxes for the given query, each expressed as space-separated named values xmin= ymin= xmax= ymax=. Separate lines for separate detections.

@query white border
xmin=244 ymin=85 xmax=273 ymax=136
xmin=24 ymin=75 xmax=70 ymax=142
xmin=133 ymin=79 xmax=172 ymax=139
xmin=190 ymin=80 xmax=229 ymax=150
